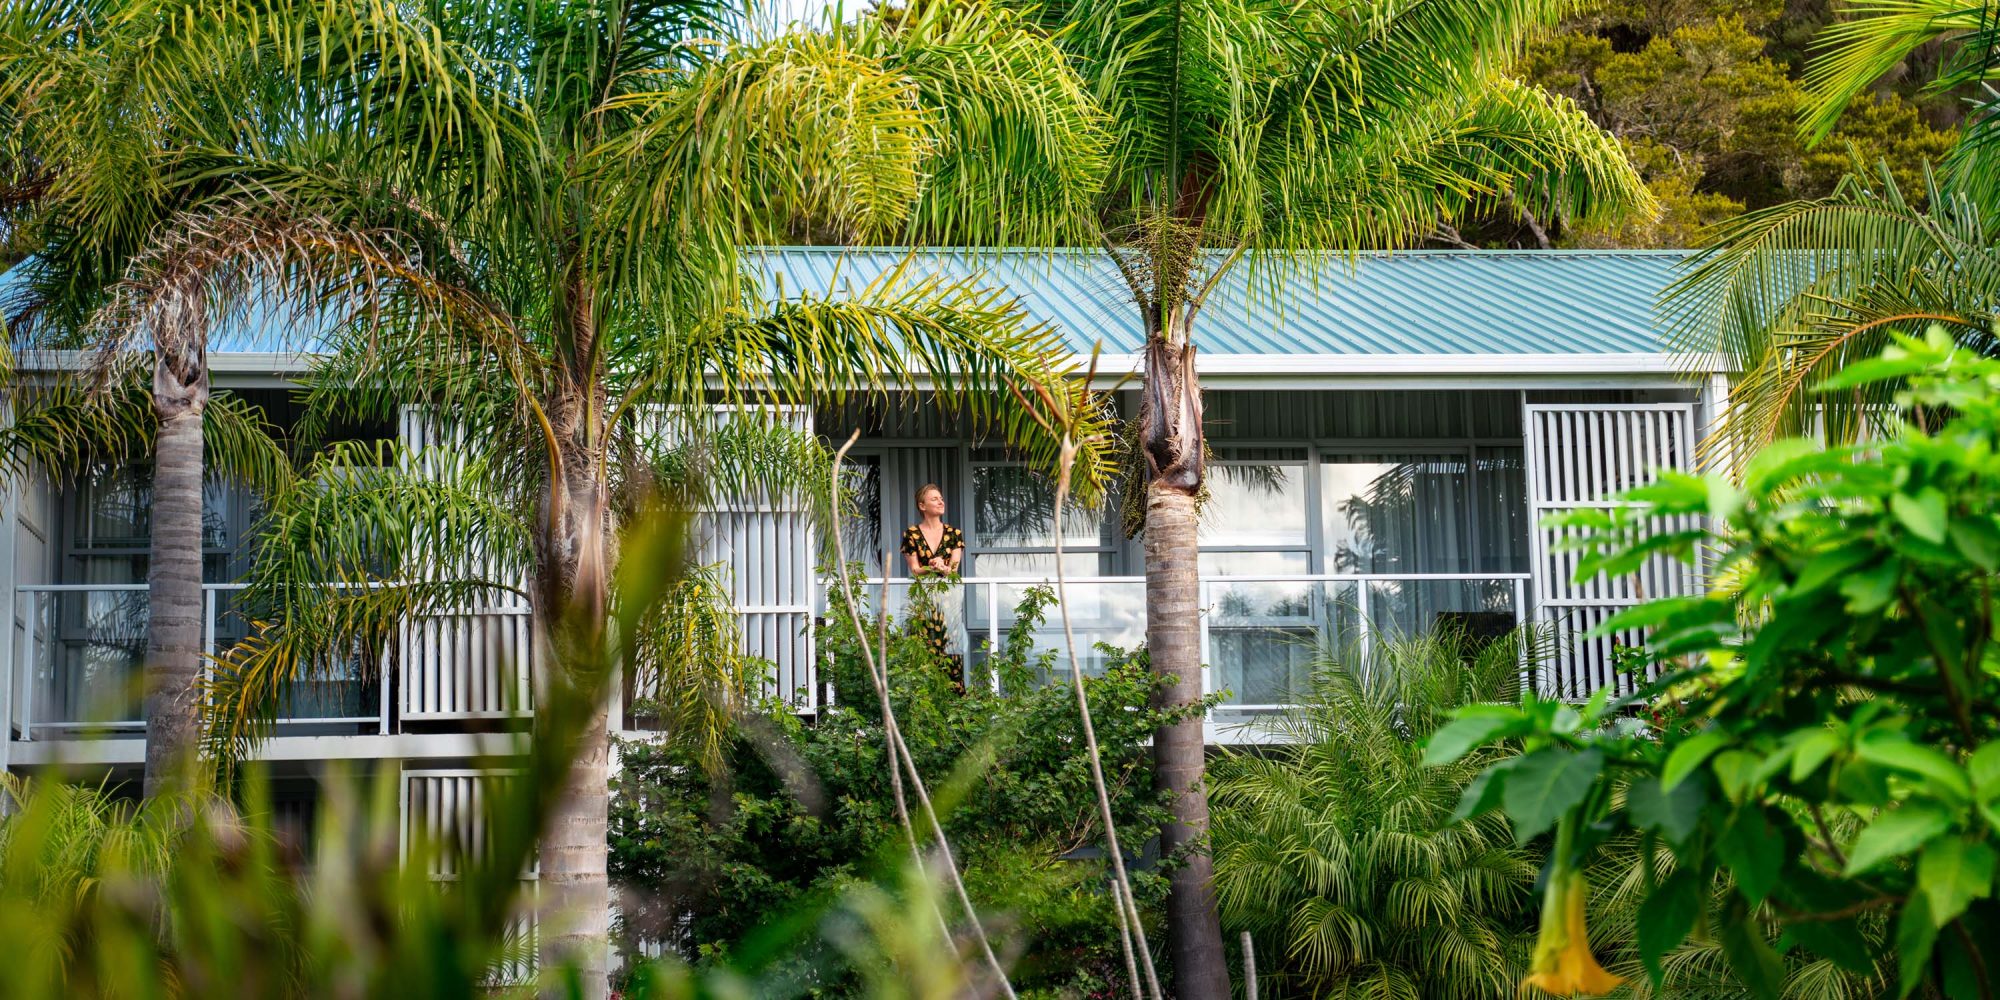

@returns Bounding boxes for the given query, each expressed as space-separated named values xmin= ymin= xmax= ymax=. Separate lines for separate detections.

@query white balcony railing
xmin=11 ymin=572 xmax=1530 ymax=742
xmin=836 ymin=572 xmax=1531 ymax=713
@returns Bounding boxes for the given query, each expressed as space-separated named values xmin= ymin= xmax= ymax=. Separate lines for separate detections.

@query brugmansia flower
xmin=1523 ymin=863 xmax=1624 ymax=997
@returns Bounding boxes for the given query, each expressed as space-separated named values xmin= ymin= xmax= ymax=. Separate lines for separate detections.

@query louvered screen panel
xmin=401 ymin=768 xmax=536 ymax=983
xmin=1525 ymin=404 xmax=1703 ymax=698
xmin=631 ymin=405 xmax=818 ymax=713
xmin=396 ymin=407 xmax=534 ymax=720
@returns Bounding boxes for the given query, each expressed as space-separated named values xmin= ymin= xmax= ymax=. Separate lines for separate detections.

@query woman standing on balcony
xmin=901 ymin=483 xmax=965 ymax=688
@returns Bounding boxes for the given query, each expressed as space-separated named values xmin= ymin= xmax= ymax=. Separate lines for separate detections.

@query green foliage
xmin=1430 ymin=332 xmax=2000 ymax=999
xmin=1510 ymin=4 xmax=1962 ymax=248
xmin=610 ymin=584 xmax=1206 ymax=996
xmin=1209 ymin=634 xmax=1543 ymax=1000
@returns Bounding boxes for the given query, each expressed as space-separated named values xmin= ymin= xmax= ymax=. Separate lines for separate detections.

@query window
xmin=1198 ymin=449 xmax=1310 ymax=577
xmin=1319 ymin=448 xmax=1527 ymax=574
xmin=967 ymin=460 xmax=1116 ymax=578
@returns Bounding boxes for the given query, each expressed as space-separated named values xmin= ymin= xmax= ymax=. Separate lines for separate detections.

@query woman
xmin=900 ymin=483 xmax=965 ymax=688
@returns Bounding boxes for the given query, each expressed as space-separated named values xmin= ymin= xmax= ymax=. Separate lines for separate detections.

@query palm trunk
xmin=1139 ymin=328 xmax=1231 ymax=999
xmin=536 ymin=427 xmax=612 ymax=999
xmin=143 ymin=357 xmax=207 ymax=799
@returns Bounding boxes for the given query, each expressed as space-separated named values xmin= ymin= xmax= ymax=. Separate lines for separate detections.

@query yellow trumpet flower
xmin=1522 ymin=866 xmax=1625 ymax=997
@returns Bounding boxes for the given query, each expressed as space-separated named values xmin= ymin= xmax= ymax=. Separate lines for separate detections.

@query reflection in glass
xmin=1199 ymin=463 xmax=1307 ymax=547
xmin=972 ymin=464 xmax=1105 ymax=548
xmin=1322 ymin=453 xmax=1471 ymax=573
xmin=1209 ymin=580 xmax=1361 ymax=707
xmin=1199 ymin=550 xmax=1309 ymax=578
xmin=1365 ymin=578 xmax=1518 ymax=642
xmin=837 ymin=456 xmax=882 ymax=570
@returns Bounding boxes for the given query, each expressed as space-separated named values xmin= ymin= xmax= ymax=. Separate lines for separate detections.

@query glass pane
xmin=982 ymin=579 xmax=1147 ymax=690
xmin=838 ymin=455 xmax=882 ymax=568
xmin=1199 ymin=550 xmax=1309 ymax=578
xmin=970 ymin=551 xmax=1111 ymax=580
xmin=1365 ymin=578 xmax=1521 ymax=641
xmin=1476 ymin=447 xmax=1530 ymax=573
xmin=1209 ymin=580 xmax=1361 ymax=708
xmin=972 ymin=465 xmax=1106 ymax=547
xmin=1199 ymin=463 xmax=1307 ymax=547
xmin=72 ymin=467 xmax=151 ymax=549
xmin=1321 ymin=453 xmax=1472 ymax=573
xmin=31 ymin=590 xmax=146 ymax=729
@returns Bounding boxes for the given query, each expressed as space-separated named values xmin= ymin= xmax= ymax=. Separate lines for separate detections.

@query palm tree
xmin=874 ymin=0 xmax=1651 ymax=988
xmin=1663 ymin=0 xmax=2000 ymax=462
xmin=0 ymin=0 xmax=305 ymax=797
xmin=56 ymin=2 xmax=1111 ymax=993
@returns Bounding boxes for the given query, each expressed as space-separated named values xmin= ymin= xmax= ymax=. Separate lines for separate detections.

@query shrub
xmin=1210 ymin=632 xmax=1543 ymax=999
xmin=611 ymin=581 xmax=1210 ymax=997
xmin=1431 ymin=329 xmax=1998 ymax=999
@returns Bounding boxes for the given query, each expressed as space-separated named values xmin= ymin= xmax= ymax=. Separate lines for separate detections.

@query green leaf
xmin=1789 ymin=729 xmax=1844 ymax=784
xmin=1896 ymin=894 xmax=1940 ymax=999
xmin=1839 ymin=560 xmax=1902 ymax=613
xmin=1502 ymin=748 xmax=1605 ymax=842
xmin=1856 ymin=738 xmax=1973 ymax=802
xmin=1742 ymin=437 xmax=1824 ymax=493
xmin=1663 ymin=730 xmax=1730 ymax=793
xmin=1423 ymin=710 xmax=1522 ymax=766
xmin=1637 ymin=869 xmax=1704 ymax=984
xmin=1452 ymin=761 xmax=1514 ymax=823
xmin=1969 ymin=743 xmax=2000 ymax=799
xmin=1917 ymin=835 xmax=1996 ymax=927
xmin=1891 ymin=488 xmax=1950 ymax=543
xmin=1947 ymin=517 xmax=2000 ymax=571
xmin=1845 ymin=805 xmax=1954 ymax=877
xmin=1627 ymin=773 xmax=1705 ymax=846
xmin=1719 ymin=900 xmax=1787 ymax=1000
xmin=1718 ymin=808 xmax=1785 ymax=904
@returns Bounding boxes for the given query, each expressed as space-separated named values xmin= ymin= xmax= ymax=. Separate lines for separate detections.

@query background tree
xmin=1446 ymin=0 xmax=1968 ymax=248
xmin=869 ymin=0 xmax=1652 ymax=990
xmin=1659 ymin=0 xmax=2000 ymax=461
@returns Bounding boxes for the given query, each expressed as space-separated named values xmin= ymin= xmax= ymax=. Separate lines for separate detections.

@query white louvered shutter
xmin=1524 ymin=403 xmax=1703 ymax=698
xmin=396 ymin=407 xmax=535 ymax=720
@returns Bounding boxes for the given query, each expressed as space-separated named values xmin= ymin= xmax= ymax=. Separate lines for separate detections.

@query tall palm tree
xmin=876 ymin=0 xmax=1652 ymax=989
xmin=0 ymin=0 xmax=307 ymax=797
xmin=1663 ymin=0 xmax=2000 ymax=462
xmin=63 ymin=2 xmax=1111 ymax=994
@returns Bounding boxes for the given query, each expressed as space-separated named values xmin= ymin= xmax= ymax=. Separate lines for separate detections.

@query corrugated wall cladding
xmin=752 ymin=247 xmax=1689 ymax=357
xmin=1526 ymin=404 xmax=1703 ymax=698
xmin=1204 ymin=390 xmax=1525 ymax=439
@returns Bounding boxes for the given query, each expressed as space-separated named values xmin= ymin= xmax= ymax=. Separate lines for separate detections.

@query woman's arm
xmin=946 ymin=545 xmax=964 ymax=574
xmin=907 ymin=550 xmax=926 ymax=575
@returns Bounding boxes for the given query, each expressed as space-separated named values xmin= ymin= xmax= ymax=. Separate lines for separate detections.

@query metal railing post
xmin=1355 ymin=580 xmax=1373 ymax=678
xmin=16 ymin=592 xmax=33 ymax=742
xmin=986 ymin=583 xmax=1000 ymax=694
xmin=1198 ymin=579 xmax=1212 ymax=712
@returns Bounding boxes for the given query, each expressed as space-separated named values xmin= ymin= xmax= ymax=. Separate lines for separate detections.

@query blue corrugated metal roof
xmin=750 ymin=247 xmax=1691 ymax=357
xmin=7 ymin=247 xmax=1694 ymax=365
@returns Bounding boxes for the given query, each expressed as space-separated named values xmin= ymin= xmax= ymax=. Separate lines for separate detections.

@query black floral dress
xmin=900 ymin=522 xmax=965 ymax=662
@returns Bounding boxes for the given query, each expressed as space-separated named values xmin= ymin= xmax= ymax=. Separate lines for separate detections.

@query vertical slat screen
xmin=632 ymin=406 xmax=818 ymax=713
xmin=397 ymin=407 xmax=535 ymax=720
xmin=1525 ymin=403 xmax=1701 ymax=698
xmin=400 ymin=768 xmax=537 ymax=984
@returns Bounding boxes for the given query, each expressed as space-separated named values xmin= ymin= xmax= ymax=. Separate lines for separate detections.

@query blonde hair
xmin=915 ymin=483 xmax=943 ymax=505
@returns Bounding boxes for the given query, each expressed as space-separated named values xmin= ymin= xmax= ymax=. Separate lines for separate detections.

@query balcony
xmin=9 ymin=572 xmax=1529 ymax=750
xmin=839 ymin=572 xmax=1530 ymax=732
xmin=10 ymin=583 xmax=391 ymax=740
